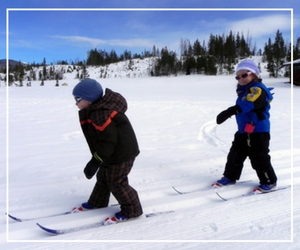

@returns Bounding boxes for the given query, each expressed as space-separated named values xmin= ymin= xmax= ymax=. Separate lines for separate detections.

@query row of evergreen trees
xmin=84 ymin=30 xmax=256 ymax=76
xmin=158 ymin=30 xmax=298 ymax=77
xmin=85 ymin=29 xmax=299 ymax=77
xmin=3 ymin=29 xmax=300 ymax=83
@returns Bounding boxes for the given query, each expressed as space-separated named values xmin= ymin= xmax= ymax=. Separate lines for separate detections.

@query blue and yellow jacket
xmin=235 ymin=81 xmax=273 ymax=133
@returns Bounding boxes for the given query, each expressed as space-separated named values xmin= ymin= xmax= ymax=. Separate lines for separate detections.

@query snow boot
xmin=81 ymin=202 xmax=96 ymax=210
xmin=114 ymin=211 xmax=129 ymax=221
xmin=255 ymin=183 xmax=277 ymax=193
xmin=213 ymin=176 xmax=236 ymax=187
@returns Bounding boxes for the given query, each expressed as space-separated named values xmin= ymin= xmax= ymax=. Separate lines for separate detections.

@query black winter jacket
xmin=78 ymin=88 xmax=139 ymax=165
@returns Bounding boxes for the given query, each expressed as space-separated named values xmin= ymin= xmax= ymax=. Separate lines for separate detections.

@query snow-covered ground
xmin=1 ymin=57 xmax=299 ymax=249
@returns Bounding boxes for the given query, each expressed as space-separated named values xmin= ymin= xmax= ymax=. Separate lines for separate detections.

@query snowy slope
xmin=1 ymin=57 xmax=299 ymax=249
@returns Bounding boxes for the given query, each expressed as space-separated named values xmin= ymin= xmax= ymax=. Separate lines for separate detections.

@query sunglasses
xmin=74 ymin=96 xmax=82 ymax=103
xmin=235 ymin=72 xmax=251 ymax=80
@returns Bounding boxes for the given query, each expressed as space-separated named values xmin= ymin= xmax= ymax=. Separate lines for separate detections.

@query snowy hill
xmin=10 ymin=57 xmax=155 ymax=86
xmin=4 ymin=56 xmax=289 ymax=88
xmin=1 ymin=57 xmax=299 ymax=249
xmin=0 ymin=59 xmax=27 ymax=71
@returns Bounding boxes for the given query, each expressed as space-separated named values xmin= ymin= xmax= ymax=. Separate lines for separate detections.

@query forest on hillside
xmin=2 ymin=29 xmax=300 ymax=84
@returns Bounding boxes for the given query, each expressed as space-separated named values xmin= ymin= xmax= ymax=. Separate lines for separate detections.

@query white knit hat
xmin=236 ymin=59 xmax=260 ymax=75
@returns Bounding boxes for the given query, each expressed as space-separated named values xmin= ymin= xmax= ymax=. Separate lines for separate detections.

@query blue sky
xmin=1 ymin=1 xmax=299 ymax=64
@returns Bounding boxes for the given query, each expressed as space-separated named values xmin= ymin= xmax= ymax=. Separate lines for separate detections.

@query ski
xmin=7 ymin=207 xmax=80 ymax=222
xmin=172 ymin=180 xmax=252 ymax=195
xmin=7 ymin=204 xmax=118 ymax=222
xmin=216 ymin=185 xmax=291 ymax=201
xmin=36 ymin=210 xmax=175 ymax=235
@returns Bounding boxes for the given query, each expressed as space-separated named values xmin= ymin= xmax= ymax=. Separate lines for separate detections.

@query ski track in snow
xmin=198 ymin=119 xmax=228 ymax=153
xmin=1 ymin=58 xmax=299 ymax=249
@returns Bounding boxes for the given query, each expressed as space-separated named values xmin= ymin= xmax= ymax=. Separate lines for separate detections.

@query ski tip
xmin=215 ymin=192 xmax=228 ymax=201
xmin=172 ymin=186 xmax=185 ymax=194
xmin=7 ymin=213 xmax=22 ymax=222
xmin=36 ymin=223 xmax=60 ymax=235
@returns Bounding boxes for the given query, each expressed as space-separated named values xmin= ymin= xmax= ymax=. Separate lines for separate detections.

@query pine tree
xmin=193 ymin=39 xmax=202 ymax=56
xmin=264 ymin=30 xmax=287 ymax=77
xmin=224 ymin=31 xmax=236 ymax=73
xmin=264 ymin=38 xmax=276 ymax=77
xmin=42 ymin=58 xmax=47 ymax=80
xmin=294 ymin=37 xmax=300 ymax=59
xmin=273 ymin=29 xmax=286 ymax=76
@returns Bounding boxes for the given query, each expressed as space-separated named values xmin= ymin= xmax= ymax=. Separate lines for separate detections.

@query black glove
xmin=83 ymin=157 xmax=102 ymax=179
xmin=216 ymin=105 xmax=240 ymax=124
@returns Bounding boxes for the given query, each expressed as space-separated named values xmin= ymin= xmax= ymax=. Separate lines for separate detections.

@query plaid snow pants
xmin=87 ymin=157 xmax=143 ymax=218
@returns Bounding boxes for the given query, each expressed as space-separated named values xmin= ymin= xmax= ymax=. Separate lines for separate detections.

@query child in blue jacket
xmin=215 ymin=59 xmax=277 ymax=192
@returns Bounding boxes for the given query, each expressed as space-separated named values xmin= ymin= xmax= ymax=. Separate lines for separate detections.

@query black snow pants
xmin=223 ymin=132 xmax=277 ymax=185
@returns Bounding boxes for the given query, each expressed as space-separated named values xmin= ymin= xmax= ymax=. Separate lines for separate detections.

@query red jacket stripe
xmin=80 ymin=110 xmax=118 ymax=132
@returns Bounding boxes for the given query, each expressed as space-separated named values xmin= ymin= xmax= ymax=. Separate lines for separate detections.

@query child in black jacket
xmin=73 ymin=78 xmax=143 ymax=221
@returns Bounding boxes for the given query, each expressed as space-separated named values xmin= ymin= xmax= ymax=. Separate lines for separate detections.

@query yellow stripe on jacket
xmin=246 ymin=87 xmax=262 ymax=102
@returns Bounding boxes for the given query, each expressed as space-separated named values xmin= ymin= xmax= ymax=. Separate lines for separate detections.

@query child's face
xmin=235 ymin=70 xmax=255 ymax=86
xmin=75 ymin=99 xmax=91 ymax=110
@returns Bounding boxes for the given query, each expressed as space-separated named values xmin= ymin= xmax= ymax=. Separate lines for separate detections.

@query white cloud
xmin=51 ymin=35 xmax=106 ymax=47
xmin=52 ymin=35 xmax=154 ymax=48
xmin=228 ymin=14 xmax=291 ymax=38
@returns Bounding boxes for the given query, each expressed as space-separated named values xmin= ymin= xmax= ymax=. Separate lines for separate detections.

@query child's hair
xmin=252 ymin=74 xmax=262 ymax=83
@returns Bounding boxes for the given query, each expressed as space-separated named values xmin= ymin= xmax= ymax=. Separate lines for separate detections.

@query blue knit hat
xmin=236 ymin=59 xmax=260 ymax=75
xmin=72 ymin=78 xmax=103 ymax=102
